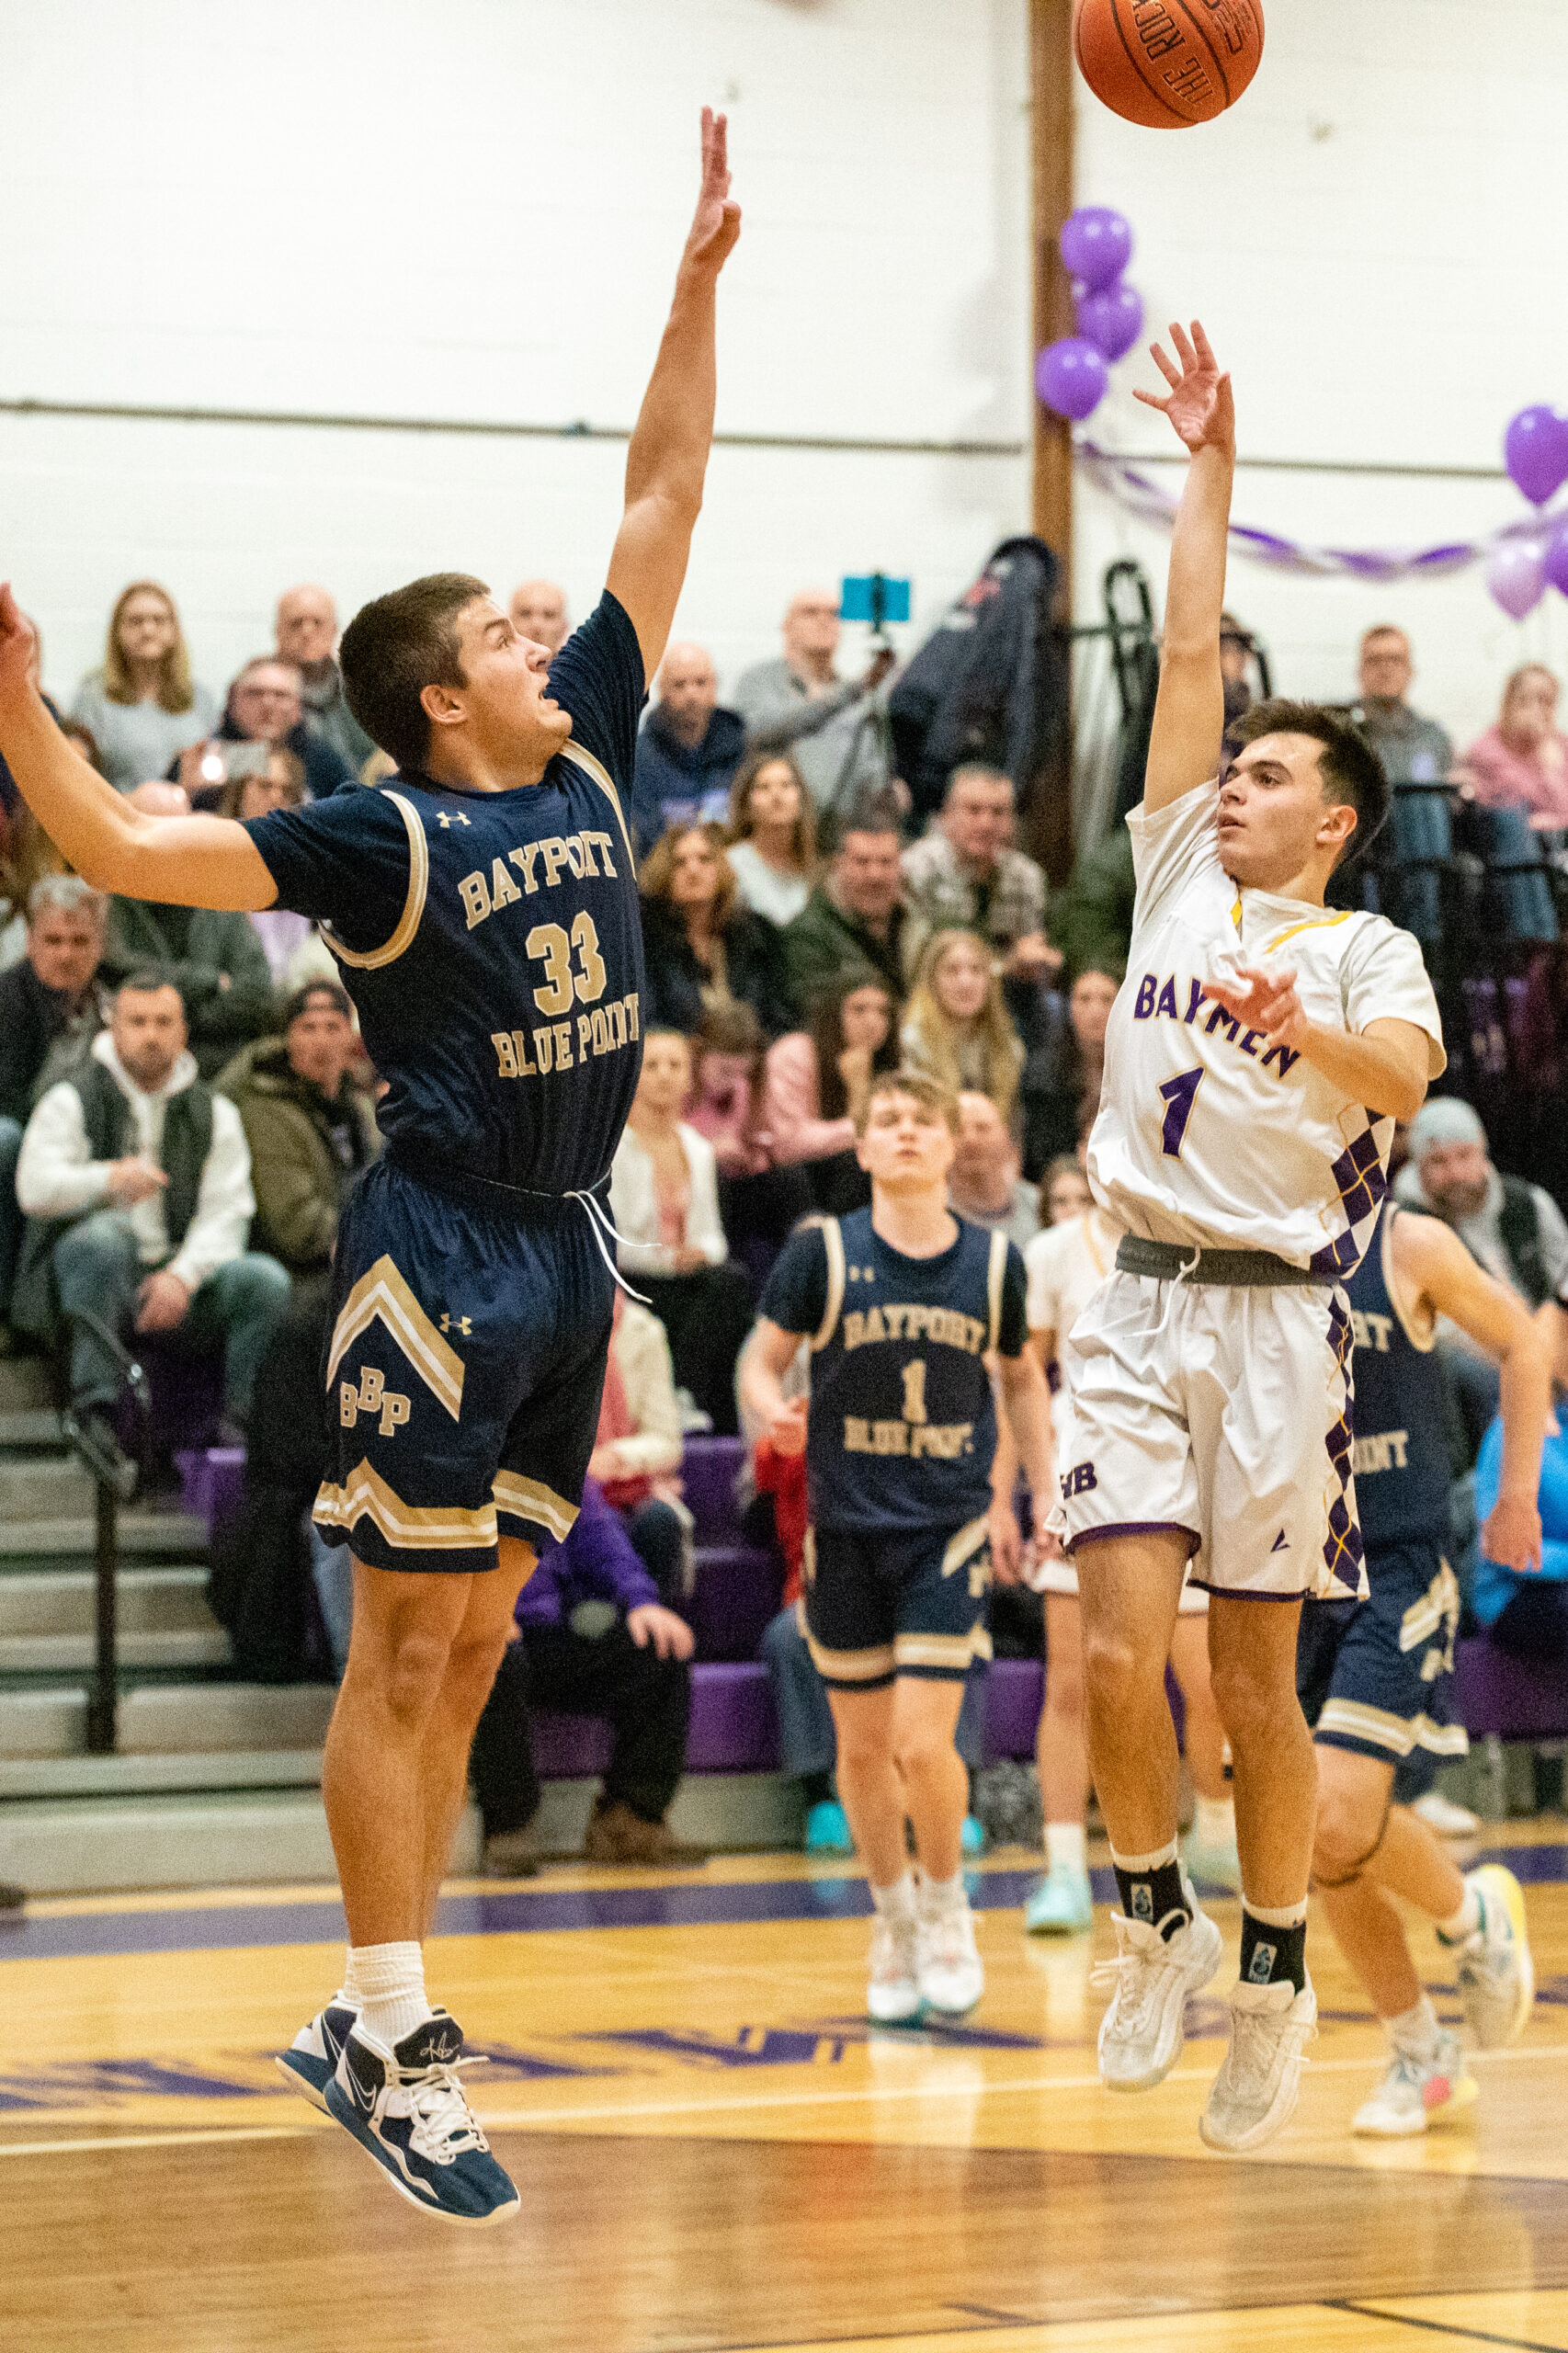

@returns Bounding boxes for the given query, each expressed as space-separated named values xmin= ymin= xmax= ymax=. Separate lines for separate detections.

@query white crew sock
xmin=334 ymin=1949 xmax=363 ymax=2010
xmin=1108 ymin=1836 xmax=1180 ymax=1873
xmin=1046 ymin=1821 xmax=1086 ymax=1874
xmin=919 ymin=1870 xmax=967 ymax=1918
xmin=1193 ymin=1794 xmax=1235 ymax=1849
xmin=1385 ymin=1993 xmax=1440 ymax=2063
xmin=1240 ymin=1894 xmax=1308 ymax=1929
xmin=871 ymin=1871 xmax=917 ymax=1921
xmin=1438 ymin=1881 xmax=1482 ymax=1945
xmin=350 ymin=1941 xmax=430 ymax=2051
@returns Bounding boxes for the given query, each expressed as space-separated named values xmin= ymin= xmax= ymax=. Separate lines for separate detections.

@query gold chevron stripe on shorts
xmin=313 ymin=1461 xmax=497 ymax=1551
xmin=894 ymin=1627 xmax=994 ymax=1673
xmin=940 ymin=1517 xmax=991 ymax=1578
xmin=492 ymin=1472 xmax=578 ymax=1543
xmin=326 ymin=1255 xmax=465 ymax=1421
xmin=804 ymin=1633 xmax=897 ymax=1683
xmin=1317 ymin=1696 xmax=1469 ymax=1759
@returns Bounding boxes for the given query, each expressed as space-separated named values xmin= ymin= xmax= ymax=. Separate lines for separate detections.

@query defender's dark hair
xmin=1231 ymin=698 xmax=1391 ymax=865
xmin=338 ymin=573 xmax=490 ymax=777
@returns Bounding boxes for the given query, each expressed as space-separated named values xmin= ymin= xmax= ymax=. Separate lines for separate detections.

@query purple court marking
xmin=2 ymin=1848 xmax=1564 ymax=1965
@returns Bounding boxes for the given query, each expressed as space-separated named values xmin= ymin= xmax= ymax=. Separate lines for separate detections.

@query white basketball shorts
xmin=1056 ymin=1268 xmax=1369 ymax=1603
xmin=1035 ymin=1392 xmax=1208 ymax=1613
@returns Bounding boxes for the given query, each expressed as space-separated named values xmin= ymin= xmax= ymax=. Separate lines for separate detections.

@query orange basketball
xmin=1074 ymin=0 xmax=1265 ymax=129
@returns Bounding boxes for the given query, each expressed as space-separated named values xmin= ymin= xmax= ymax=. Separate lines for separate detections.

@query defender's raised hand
xmin=1134 ymin=321 xmax=1234 ymax=460
xmin=683 ymin=107 xmax=742 ymax=278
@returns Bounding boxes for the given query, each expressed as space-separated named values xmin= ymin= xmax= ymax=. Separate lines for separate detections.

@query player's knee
xmin=1082 ymin=1622 xmax=1160 ymax=1716
xmin=381 ymin=1626 xmax=459 ymax=1728
xmin=1045 ymin=1650 xmax=1086 ymax=1724
xmin=893 ymin=1715 xmax=957 ymax=1783
xmin=442 ymin=1621 xmax=512 ymax=1715
xmin=1206 ymin=1654 xmax=1293 ymax=1755
xmin=1312 ymin=1778 xmax=1385 ymax=1883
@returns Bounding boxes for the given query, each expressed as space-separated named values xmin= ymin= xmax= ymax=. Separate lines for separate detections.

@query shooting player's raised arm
xmin=606 ymin=108 xmax=742 ymax=683
xmin=1135 ymin=324 xmax=1236 ymax=816
xmin=0 ymin=588 xmax=277 ymax=911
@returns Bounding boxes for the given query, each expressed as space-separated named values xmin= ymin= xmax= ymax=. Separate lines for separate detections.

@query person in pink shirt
xmin=1462 ymin=664 xmax=1568 ymax=827
xmin=762 ymin=968 xmax=897 ymax=1213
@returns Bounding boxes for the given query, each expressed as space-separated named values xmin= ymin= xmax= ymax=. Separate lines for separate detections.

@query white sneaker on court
xmin=1412 ymin=1790 xmax=1480 ymax=1838
xmin=867 ymin=1910 xmax=922 ymax=2024
xmin=1453 ymin=1864 xmax=1535 ymax=2049
xmin=1352 ymin=2033 xmax=1476 ymax=2138
xmin=1199 ymin=1973 xmax=1316 ymax=2153
xmin=917 ymin=1895 xmax=984 ymax=2018
xmin=1092 ymin=1901 xmax=1223 ymax=2092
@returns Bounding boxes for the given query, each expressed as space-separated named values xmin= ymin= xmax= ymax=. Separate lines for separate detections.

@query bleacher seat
xmin=1454 ymin=1631 xmax=1568 ymax=1743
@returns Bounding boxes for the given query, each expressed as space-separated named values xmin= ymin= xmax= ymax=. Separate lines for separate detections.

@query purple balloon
xmin=1486 ymin=540 xmax=1546 ymax=620
xmin=1544 ymin=523 xmax=1568 ymax=598
xmin=1036 ymin=337 xmax=1109 ymax=424
xmin=1059 ymin=207 xmax=1132 ymax=293
xmin=1077 ymin=279 xmax=1144 ymax=363
xmin=1505 ymin=405 xmax=1568 ymax=506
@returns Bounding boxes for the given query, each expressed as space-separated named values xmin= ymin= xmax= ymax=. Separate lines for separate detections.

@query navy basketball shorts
xmin=802 ymin=1516 xmax=994 ymax=1691
xmin=313 ymin=1155 xmax=614 ymax=1574
xmin=1296 ymin=1539 xmax=1468 ymax=1798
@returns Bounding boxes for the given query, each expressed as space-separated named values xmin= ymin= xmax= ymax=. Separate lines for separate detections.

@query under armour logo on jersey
xmin=846 ymin=1265 xmax=875 ymax=1283
xmin=1247 ymin=1942 xmax=1278 ymax=1985
xmin=440 ymin=1313 xmax=472 ymax=1336
xmin=437 ymin=811 xmax=472 ymax=828
xmin=1270 ymin=1530 xmax=1290 ymax=1553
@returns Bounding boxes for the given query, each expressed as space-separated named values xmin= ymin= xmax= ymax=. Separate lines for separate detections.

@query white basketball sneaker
xmin=1352 ymin=2033 xmax=1477 ymax=2138
xmin=916 ymin=1890 xmax=984 ymax=2018
xmin=867 ymin=1908 xmax=922 ymax=2024
xmin=1451 ymin=1864 xmax=1535 ymax=2050
xmin=1092 ymin=1899 xmax=1223 ymax=2092
xmin=1199 ymin=1973 xmax=1317 ymax=2153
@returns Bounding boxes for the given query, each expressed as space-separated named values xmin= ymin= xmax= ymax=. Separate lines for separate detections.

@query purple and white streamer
xmin=1076 ymin=438 xmax=1564 ymax=586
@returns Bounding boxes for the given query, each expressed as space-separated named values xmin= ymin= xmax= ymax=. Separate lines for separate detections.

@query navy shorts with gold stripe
xmin=1296 ymin=1538 xmax=1468 ymax=1795
xmin=803 ymin=1519 xmax=994 ymax=1689
xmin=313 ymin=1152 xmax=614 ymax=1574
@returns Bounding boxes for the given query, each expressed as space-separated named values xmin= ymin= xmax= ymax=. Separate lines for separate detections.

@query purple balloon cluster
xmin=1035 ymin=207 xmax=1144 ymax=426
xmin=1489 ymin=405 xmax=1568 ymax=619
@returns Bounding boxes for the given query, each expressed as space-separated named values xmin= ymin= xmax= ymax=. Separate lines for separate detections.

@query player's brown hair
xmin=1230 ymin=698 xmax=1392 ymax=864
xmin=339 ymin=572 xmax=489 ymax=776
xmin=856 ymin=1066 xmax=960 ymax=1138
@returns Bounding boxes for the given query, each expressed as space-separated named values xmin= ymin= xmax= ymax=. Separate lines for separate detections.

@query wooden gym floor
xmin=5 ymin=1827 xmax=1568 ymax=2352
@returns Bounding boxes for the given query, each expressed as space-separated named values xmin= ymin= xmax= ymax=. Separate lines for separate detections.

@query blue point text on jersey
xmin=1131 ymin=972 xmax=1302 ymax=1076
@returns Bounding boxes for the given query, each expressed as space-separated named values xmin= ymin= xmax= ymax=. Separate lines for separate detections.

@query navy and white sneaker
xmin=275 ymin=2001 xmax=358 ymax=2113
xmin=324 ymin=2009 xmax=519 ymax=2226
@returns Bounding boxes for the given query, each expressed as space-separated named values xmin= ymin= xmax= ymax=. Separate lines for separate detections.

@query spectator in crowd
xmin=1346 ymin=624 xmax=1454 ymax=943
xmin=782 ymin=801 xmax=908 ymax=1008
xmin=900 ymin=930 xmax=1023 ymax=1128
xmin=1040 ymin=1150 xmax=1092 ymax=1229
xmin=100 ymin=827 xmax=277 ymax=1080
xmin=724 ymin=751 xmax=817 ymax=927
xmin=12 ymin=974 xmax=289 ymax=1443
xmin=0 ymin=605 xmax=63 ymax=830
xmin=210 ymin=749 xmax=314 ymax=982
xmin=0 ymin=877 xmax=109 ymax=1324
xmin=900 ymin=765 xmax=1058 ymax=984
xmin=1461 ymin=664 xmax=1568 ymax=827
xmin=1051 ymin=824 xmax=1133 ymax=983
xmin=216 ymin=981 xmax=379 ymax=1281
xmin=610 ymin=1029 xmax=755 ymax=1435
xmin=948 ymin=1089 xmax=1040 ymax=1250
xmin=508 ymin=579 xmax=569 ymax=654
xmin=179 ymin=657 xmax=355 ymax=804
xmin=686 ymin=1002 xmax=812 ymax=1284
xmin=1396 ymin=1097 xmax=1568 ymax=1446
xmin=763 ymin=967 xmax=897 ymax=1213
xmin=72 ymin=582 xmax=219 ymax=793
xmin=273 ymin=584 xmax=376 ymax=776
xmin=589 ymin=1287 xmax=687 ymax=1608
xmin=470 ymin=1478 xmax=705 ymax=1874
xmin=0 ymin=797 xmax=71 ymax=970
xmin=1020 ymin=965 xmax=1118 ymax=1177
xmin=734 ymin=589 xmax=895 ymax=817
xmin=629 ymin=642 xmax=745 ymax=853
xmin=639 ymin=822 xmax=796 ymax=1039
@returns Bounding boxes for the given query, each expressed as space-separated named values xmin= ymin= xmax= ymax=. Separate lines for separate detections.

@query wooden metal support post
xmin=1031 ymin=0 xmax=1076 ymax=570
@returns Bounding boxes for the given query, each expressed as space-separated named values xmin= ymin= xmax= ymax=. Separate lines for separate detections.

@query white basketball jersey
xmin=1087 ymin=779 xmax=1445 ymax=1276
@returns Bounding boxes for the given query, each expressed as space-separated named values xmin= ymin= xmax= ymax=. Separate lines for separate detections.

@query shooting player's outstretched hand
xmin=0 ymin=585 xmax=40 ymax=709
xmin=683 ymin=107 xmax=742 ymax=278
xmin=1134 ymin=321 xmax=1234 ymax=460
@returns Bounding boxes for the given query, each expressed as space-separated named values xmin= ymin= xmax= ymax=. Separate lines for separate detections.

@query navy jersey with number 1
xmin=760 ymin=1209 xmax=1028 ymax=1534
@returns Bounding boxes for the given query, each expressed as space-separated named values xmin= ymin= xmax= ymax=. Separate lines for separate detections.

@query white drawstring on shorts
xmin=567 ymin=1188 xmax=653 ymax=1304
xmin=1153 ymin=1243 xmax=1202 ymax=1341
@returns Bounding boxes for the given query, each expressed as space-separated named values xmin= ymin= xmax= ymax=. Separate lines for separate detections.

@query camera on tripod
xmin=841 ymin=573 xmax=912 ymax=644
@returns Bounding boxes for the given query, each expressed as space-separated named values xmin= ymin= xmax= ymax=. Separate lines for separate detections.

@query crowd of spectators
xmin=6 ymin=573 xmax=1568 ymax=1866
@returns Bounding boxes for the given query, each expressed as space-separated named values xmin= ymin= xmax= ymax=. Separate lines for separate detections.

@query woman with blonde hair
xmin=724 ymin=748 xmax=816 ymax=926
xmin=72 ymin=581 xmax=218 ymax=793
xmin=900 ymin=927 xmax=1023 ymax=1125
xmin=639 ymin=819 xmax=796 ymax=1037
xmin=1462 ymin=663 xmax=1568 ymax=827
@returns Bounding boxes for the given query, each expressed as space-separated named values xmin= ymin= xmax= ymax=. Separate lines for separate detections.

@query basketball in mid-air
xmin=1074 ymin=0 xmax=1265 ymax=129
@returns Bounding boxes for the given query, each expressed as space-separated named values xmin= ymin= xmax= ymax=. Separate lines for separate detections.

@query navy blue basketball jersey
xmin=244 ymin=592 xmax=645 ymax=1195
xmin=1346 ymin=1202 xmax=1451 ymax=1552
xmin=760 ymin=1209 xmax=1028 ymax=1533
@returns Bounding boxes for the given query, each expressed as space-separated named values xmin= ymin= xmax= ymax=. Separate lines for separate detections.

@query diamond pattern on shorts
xmin=1310 ymin=1115 xmax=1392 ymax=1281
xmin=1322 ymin=1492 xmax=1365 ymax=1593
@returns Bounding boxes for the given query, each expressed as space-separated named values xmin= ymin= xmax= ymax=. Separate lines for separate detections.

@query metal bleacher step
xmin=0 ymin=1507 xmax=208 ymax=1566
xmin=0 ymin=1679 xmax=337 ymax=1759
xmin=0 ymin=1407 xmax=66 ymax=1449
xmin=0 ymin=1352 xmax=55 ymax=1412
xmin=0 ymin=1563 xmax=218 ymax=1640
xmin=0 ymin=1451 xmax=96 ymax=1520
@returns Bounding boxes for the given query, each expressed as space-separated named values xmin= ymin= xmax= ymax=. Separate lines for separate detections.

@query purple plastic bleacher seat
xmin=687 ymin=1545 xmax=784 ymax=1663
xmin=1455 ymin=1632 xmax=1568 ymax=1742
xmin=681 ymin=1436 xmax=747 ymax=1544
